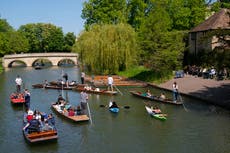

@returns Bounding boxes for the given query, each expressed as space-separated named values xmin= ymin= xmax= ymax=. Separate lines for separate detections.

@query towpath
xmin=155 ymin=75 xmax=230 ymax=109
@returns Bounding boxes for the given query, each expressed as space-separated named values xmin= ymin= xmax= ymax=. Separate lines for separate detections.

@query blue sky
xmin=0 ymin=0 xmax=86 ymax=35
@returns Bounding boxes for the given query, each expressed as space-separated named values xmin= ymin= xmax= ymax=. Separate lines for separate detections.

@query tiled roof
xmin=190 ymin=8 xmax=230 ymax=32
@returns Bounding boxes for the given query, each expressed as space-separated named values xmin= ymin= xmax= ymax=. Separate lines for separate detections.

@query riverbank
xmin=149 ymin=75 xmax=230 ymax=109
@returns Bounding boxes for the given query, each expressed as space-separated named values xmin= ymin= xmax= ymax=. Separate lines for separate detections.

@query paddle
xmin=99 ymin=104 xmax=130 ymax=109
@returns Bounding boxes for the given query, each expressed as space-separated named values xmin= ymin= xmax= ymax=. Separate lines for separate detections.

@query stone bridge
xmin=2 ymin=52 xmax=78 ymax=67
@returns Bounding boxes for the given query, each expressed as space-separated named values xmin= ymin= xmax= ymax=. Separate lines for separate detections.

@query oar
xmin=114 ymin=85 xmax=123 ymax=95
xmin=99 ymin=104 xmax=130 ymax=109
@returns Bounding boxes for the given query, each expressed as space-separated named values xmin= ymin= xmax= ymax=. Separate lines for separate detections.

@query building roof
xmin=190 ymin=8 xmax=230 ymax=32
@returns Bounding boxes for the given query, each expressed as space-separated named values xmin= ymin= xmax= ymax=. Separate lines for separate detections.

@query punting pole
xmin=178 ymin=92 xmax=188 ymax=112
xmin=87 ymin=102 xmax=93 ymax=124
xmin=114 ymin=85 xmax=123 ymax=95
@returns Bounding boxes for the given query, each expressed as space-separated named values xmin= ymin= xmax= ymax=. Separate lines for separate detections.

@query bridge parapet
xmin=3 ymin=52 xmax=78 ymax=67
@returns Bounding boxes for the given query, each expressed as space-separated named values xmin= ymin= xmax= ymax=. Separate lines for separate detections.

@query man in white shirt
xmin=107 ymin=75 xmax=114 ymax=91
xmin=15 ymin=75 xmax=22 ymax=92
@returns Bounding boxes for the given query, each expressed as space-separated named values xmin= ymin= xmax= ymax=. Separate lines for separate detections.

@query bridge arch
xmin=3 ymin=53 xmax=78 ymax=68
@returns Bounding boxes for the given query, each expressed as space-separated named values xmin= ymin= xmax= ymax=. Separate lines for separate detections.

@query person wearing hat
xmin=23 ymin=115 xmax=41 ymax=133
xmin=26 ymin=110 xmax=34 ymax=122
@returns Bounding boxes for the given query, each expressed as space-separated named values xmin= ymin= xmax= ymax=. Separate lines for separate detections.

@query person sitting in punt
xmin=109 ymin=101 xmax=119 ymax=108
xmin=151 ymin=106 xmax=162 ymax=114
xmin=23 ymin=115 xmax=41 ymax=133
xmin=56 ymin=95 xmax=66 ymax=104
xmin=10 ymin=92 xmax=18 ymax=99
xmin=159 ymin=93 xmax=166 ymax=100
xmin=142 ymin=90 xmax=154 ymax=98
xmin=84 ymin=84 xmax=92 ymax=91
xmin=76 ymin=105 xmax=82 ymax=115
xmin=63 ymin=108 xmax=68 ymax=116
xmin=47 ymin=113 xmax=55 ymax=126
xmin=27 ymin=110 xmax=34 ymax=122
xmin=42 ymin=120 xmax=53 ymax=131
xmin=43 ymin=80 xmax=48 ymax=87
xmin=68 ymin=108 xmax=75 ymax=116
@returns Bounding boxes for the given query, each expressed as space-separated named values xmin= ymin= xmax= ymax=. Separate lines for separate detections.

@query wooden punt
xmin=23 ymin=129 xmax=58 ymax=143
xmin=10 ymin=93 xmax=25 ymax=104
xmin=49 ymin=81 xmax=84 ymax=87
xmin=32 ymin=84 xmax=74 ymax=90
xmin=130 ymin=91 xmax=183 ymax=105
xmin=72 ymin=87 xmax=118 ymax=95
xmin=23 ymin=112 xmax=58 ymax=143
xmin=51 ymin=103 xmax=90 ymax=122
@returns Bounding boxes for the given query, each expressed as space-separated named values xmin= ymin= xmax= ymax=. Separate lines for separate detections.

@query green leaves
xmin=73 ymin=24 xmax=138 ymax=74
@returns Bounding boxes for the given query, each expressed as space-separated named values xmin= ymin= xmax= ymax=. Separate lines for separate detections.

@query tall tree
xmin=126 ymin=0 xmax=149 ymax=31
xmin=0 ymin=18 xmax=13 ymax=32
xmin=73 ymin=23 xmax=138 ymax=74
xmin=139 ymin=1 xmax=185 ymax=73
xmin=18 ymin=23 xmax=64 ymax=52
xmin=64 ymin=32 xmax=76 ymax=52
xmin=81 ymin=0 xmax=127 ymax=29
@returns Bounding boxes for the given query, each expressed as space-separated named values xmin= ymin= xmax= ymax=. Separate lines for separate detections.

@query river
xmin=0 ymin=66 xmax=229 ymax=153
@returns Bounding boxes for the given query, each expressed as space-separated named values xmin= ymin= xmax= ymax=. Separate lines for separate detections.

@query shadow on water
xmin=187 ymin=83 xmax=230 ymax=110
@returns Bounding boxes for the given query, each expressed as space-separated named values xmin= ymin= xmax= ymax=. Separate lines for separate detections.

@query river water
xmin=0 ymin=67 xmax=229 ymax=153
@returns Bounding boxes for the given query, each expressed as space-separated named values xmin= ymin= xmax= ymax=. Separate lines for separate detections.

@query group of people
xmin=54 ymin=89 xmax=89 ymax=116
xmin=23 ymin=109 xmax=55 ymax=133
xmin=141 ymin=81 xmax=179 ymax=103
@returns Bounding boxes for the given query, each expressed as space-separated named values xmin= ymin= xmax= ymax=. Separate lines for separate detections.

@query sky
xmin=0 ymin=0 xmax=86 ymax=35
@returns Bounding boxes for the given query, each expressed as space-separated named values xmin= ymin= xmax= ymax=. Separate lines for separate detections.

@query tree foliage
xmin=18 ymin=23 xmax=65 ymax=52
xmin=73 ymin=24 xmax=138 ymax=74
xmin=0 ymin=18 xmax=29 ymax=56
xmin=139 ymin=2 xmax=185 ymax=73
xmin=64 ymin=32 xmax=76 ymax=52
xmin=82 ymin=0 xmax=127 ymax=30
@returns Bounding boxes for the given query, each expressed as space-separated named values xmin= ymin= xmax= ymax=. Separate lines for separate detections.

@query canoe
xmin=73 ymin=87 xmax=118 ymax=95
xmin=10 ymin=93 xmax=25 ymax=104
xmin=109 ymin=107 xmax=119 ymax=113
xmin=51 ymin=103 xmax=90 ymax=122
xmin=130 ymin=91 xmax=183 ymax=105
xmin=145 ymin=106 xmax=167 ymax=121
xmin=23 ymin=112 xmax=58 ymax=143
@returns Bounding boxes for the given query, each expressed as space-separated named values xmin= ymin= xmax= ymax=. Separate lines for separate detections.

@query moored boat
xmin=32 ymin=84 xmax=74 ymax=90
xmin=10 ymin=92 xmax=25 ymax=104
xmin=51 ymin=103 xmax=90 ymax=123
xmin=145 ymin=106 xmax=167 ymax=121
xmin=130 ymin=91 xmax=183 ymax=105
xmin=73 ymin=87 xmax=118 ymax=95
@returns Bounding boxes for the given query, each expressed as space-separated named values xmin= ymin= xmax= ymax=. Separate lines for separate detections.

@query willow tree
xmin=74 ymin=23 xmax=138 ymax=74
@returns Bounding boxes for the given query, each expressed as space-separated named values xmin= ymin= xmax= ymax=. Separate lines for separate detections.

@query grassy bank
xmin=117 ymin=66 xmax=173 ymax=84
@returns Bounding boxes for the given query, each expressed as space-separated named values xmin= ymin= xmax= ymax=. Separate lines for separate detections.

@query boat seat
xmin=28 ymin=131 xmax=57 ymax=139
